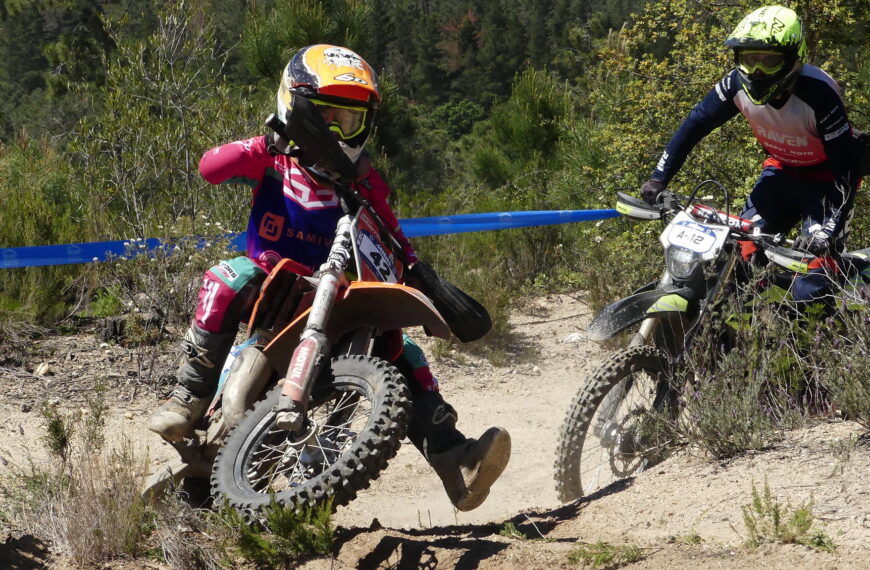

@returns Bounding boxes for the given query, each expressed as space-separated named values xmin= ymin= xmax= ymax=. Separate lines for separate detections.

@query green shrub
xmin=497 ymin=521 xmax=527 ymax=539
xmin=567 ymin=541 xmax=643 ymax=568
xmin=217 ymin=498 xmax=334 ymax=566
xmin=0 ymin=138 xmax=88 ymax=324
xmin=742 ymin=479 xmax=835 ymax=551
xmin=88 ymin=285 xmax=124 ymax=318
xmin=810 ymin=306 xmax=870 ymax=427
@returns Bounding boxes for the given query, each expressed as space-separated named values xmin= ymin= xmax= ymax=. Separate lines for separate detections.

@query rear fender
xmin=262 ymin=282 xmax=450 ymax=372
xmin=588 ymin=288 xmax=694 ymax=342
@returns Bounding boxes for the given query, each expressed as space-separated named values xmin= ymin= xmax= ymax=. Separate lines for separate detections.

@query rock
xmin=563 ymin=332 xmax=584 ymax=343
xmin=20 ymin=403 xmax=31 ymax=413
xmin=34 ymin=362 xmax=51 ymax=376
xmin=99 ymin=317 xmax=126 ymax=342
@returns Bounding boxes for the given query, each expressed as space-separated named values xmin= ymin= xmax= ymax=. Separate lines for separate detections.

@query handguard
xmin=406 ymin=261 xmax=492 ymax=343
xmin=615 ymin=192 xmax=663 ymax=221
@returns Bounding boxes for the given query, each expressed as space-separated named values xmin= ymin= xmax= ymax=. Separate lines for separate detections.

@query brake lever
xmin=657 ymin=191 xmax=680 ymax=213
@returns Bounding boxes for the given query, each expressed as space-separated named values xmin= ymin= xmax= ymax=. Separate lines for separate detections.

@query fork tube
xmin=304 ymin=215 xmax=354 ymax=334
xmin=705 ymin=252 xmax=738 ymax=309
xmin=276 ymin=215 xmax=353 ymax=429
xmin=631 ymin=269 xmax=671 ymax=347
xmin=632 ymin=317 xmax=660 ymax=347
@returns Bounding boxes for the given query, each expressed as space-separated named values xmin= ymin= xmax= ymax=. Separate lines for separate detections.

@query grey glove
xmin=640 ymin=179 xmax=667 ymax=206
xmin=796 ymin=228 xmax=832 ymax=257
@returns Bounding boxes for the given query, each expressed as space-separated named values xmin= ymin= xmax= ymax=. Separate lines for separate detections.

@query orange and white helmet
xmin=277 ymin=44 xmax=381 ymax=163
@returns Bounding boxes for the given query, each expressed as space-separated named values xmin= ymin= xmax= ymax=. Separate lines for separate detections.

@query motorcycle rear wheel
xmin=211 ymin=355 xmax=410 ymax=513
xmin=555 ymin=345 xmax=676 ymax=503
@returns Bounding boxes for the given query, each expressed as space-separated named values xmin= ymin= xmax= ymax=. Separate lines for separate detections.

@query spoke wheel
xmin=211 ymin=355 xmax=410 ymax=513
xmin=555 ymin=345 xmax=676 ymax=502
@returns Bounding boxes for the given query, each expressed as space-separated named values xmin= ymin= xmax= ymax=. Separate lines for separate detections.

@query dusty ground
xmin=1 ymin=292 xmax=869 ymax=569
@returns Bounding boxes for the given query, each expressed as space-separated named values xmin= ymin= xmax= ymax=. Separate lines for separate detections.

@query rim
xmin=579 ymin=367 xmax=672 ymax=496
xmin=233 ymin=381 xmax=372 ymax=496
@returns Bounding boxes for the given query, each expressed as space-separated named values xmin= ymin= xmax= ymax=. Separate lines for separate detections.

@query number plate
xmin=660 ymin=211 xmax=728 ymax=258
xmin=357 ymin=229 xmax=399 ymax=283
xmin=352 ymin=208 xmax=400 ymax=283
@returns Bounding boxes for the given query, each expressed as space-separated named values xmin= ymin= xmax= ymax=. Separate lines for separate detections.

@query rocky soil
xmin=1 ymin=292 xmax=868 ymax=569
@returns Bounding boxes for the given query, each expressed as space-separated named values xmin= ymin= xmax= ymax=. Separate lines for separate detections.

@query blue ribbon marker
xmin=1 ymin=209 xmax=618 ymax=269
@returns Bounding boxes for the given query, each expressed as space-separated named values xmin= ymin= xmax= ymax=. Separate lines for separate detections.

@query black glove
xmin=640 ymin=179 xmax=667 ymax=206
xmin=265 ymin=132 xmax=291 ymax=156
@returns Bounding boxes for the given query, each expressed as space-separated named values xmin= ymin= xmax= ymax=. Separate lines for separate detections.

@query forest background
xmin=0 ymin=0 xmax=867 ymax=340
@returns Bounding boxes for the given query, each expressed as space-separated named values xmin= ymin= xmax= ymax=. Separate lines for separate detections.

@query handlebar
xmin=655 ymin=191 xmax=785 ymax=246
xmin=616 ymin=186 xmax=820 ymax=271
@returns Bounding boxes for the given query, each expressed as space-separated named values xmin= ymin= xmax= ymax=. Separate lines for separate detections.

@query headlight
xmin=666 ymin=246 xmax=701 ymax=281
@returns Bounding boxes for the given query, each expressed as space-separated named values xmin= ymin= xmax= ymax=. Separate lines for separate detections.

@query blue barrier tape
xmin=401 ymin=208 xmax=619 ymax=238
xmin=1 ymin=208 xmax=619 ymax=269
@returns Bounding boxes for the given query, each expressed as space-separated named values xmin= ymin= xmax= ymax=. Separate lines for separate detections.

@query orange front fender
xmin=262 ymin=282 xmax=450 ymax=373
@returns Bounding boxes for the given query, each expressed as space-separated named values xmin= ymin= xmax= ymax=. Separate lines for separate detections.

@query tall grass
xmin=742 ymin=479 xmax=836 ymax=551
xmin=646 ymin=265 xmax=870 ymax=459
xmin=0 ymin=391 xmax=153 ymax=566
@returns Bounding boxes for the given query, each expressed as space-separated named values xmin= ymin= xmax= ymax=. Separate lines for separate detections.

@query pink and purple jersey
xmin=199 ymin=136 xmax=415 ymax=272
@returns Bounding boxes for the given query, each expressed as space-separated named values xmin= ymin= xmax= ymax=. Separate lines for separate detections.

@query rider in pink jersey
xmin=640 ymin=6 xmax=864 ymax=304
xmin=149 ymin=44 xmax=510 ymax=512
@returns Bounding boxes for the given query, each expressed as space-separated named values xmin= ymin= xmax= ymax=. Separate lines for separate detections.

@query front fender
xmin=263 ymin=282 xmax=450 ymax=373
xmin=588 ymin=288 xmax=694 ymax=342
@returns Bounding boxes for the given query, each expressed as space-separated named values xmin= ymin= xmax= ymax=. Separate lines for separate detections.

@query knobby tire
xmin=211 ymin=355 xmax=411 ymax=513
xmin=554 ymin=345 xmax=672 ymax=503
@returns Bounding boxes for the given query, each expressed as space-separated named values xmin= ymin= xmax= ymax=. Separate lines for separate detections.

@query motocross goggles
xmin=737 ymin=50 xmax=786 ymax=76
xmin=310 ymin=98 xmax=368 ymax=140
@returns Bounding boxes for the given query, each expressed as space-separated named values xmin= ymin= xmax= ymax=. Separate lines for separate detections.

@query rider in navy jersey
xmin=640 ymin=6 xmax=864 ymax=303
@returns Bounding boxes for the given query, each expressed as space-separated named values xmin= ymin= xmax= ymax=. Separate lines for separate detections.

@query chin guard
xmin=267 ymin=96 xmax=359 ymax=184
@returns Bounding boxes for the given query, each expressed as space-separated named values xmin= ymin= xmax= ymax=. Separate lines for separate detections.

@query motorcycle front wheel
xmin=211 ymin=355 xmax=410 ymax=513
xmin=555 ymin=345 xmax=676 ymax=503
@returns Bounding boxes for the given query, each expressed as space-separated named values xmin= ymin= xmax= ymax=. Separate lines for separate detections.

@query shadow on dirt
xmin=356 ymin=532 xmax=508 ymax=569
xmin=333 ymin=477 xmax=636 ymax=569
xmin=0 ymin=534 xmax=51 ymax=569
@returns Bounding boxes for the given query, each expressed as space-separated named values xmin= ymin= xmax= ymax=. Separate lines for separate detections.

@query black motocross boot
xmin=148 ymin=325 xmax=235 ymax=443
xmin=408 ymin=390 xmax=512 ymax=512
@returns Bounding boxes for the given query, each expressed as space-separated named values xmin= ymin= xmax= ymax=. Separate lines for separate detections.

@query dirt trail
xmin=1 ymin=292 xmax=868 ymax=569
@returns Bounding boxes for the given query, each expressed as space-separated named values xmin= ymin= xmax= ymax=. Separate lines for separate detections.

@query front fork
xmin=630 ymin=317 xmax=660 ymax=348
xmin=630 ymin=268 xmax=669 ymax=348
xmin=274 ymin=216 xmax=353 ymax=431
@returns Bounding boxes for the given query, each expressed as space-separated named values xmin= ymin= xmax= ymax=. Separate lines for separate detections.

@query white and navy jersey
xmin=654 ymin=64 xmax=857 ymax=184
xmin=652 ymin=64 xmax=860 ymax=235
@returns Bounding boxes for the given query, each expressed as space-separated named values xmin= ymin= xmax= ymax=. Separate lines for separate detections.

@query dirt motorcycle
xmin=144 ymin=97 xmax=491 ymax=512
xmin=554 ymin=181 xmax=870 ymax=502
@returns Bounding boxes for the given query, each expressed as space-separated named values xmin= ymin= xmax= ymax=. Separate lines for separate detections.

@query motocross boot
xmin=148 ymin=325 xmax=235 ymax=443
xmin=409 ymin=390 xmax=512 ymax=511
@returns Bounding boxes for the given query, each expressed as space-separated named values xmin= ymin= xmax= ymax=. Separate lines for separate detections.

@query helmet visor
xmin=737 ymin=50 xmax=785 ymax=76
xmin=310 ymin=99 xmax=368 ymax=140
